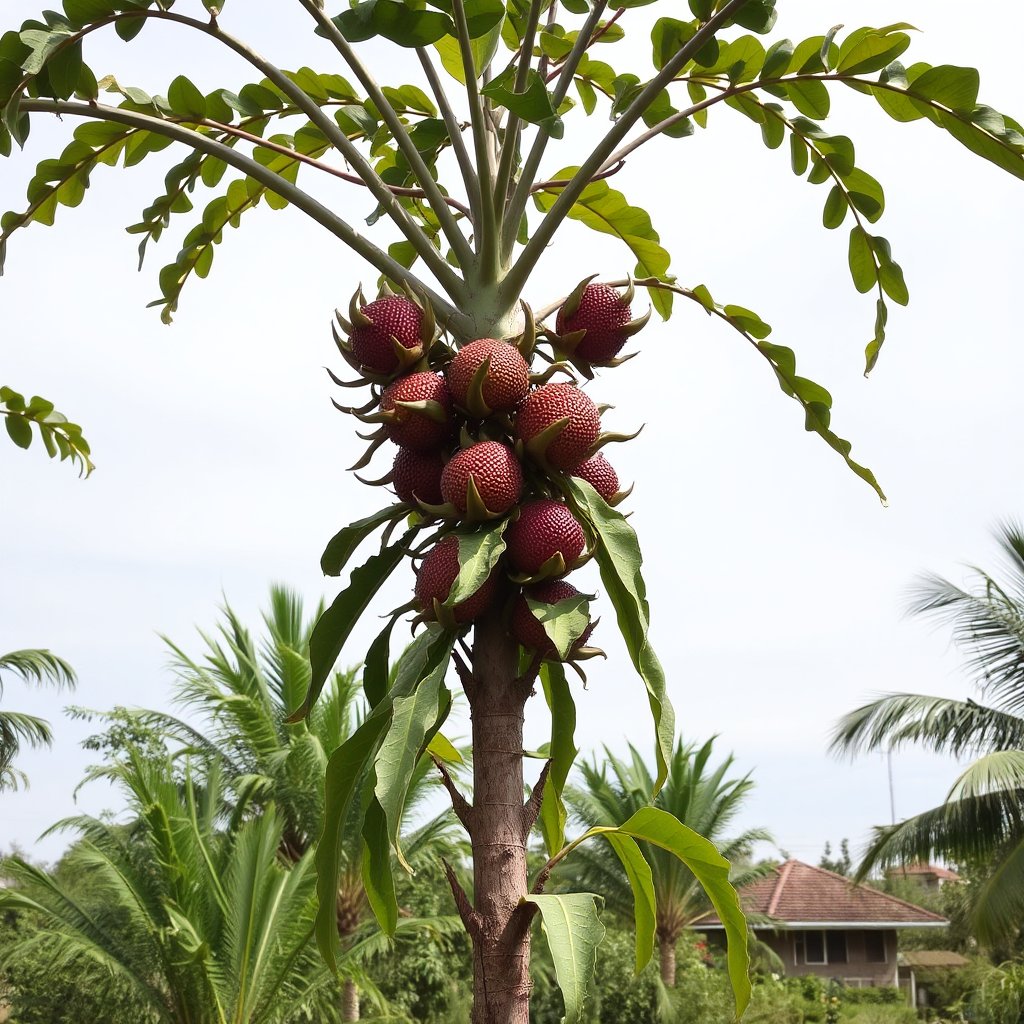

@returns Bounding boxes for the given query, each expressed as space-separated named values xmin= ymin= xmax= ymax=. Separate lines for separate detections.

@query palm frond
xmin=948 ymin=749 xmax=1024 ymax=800
xmin=0 ymin=648 xmax=76 ymax=692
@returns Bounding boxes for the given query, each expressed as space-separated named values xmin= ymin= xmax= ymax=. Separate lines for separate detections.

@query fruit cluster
xmin=331 ymin=277 xmax=647 ymax=667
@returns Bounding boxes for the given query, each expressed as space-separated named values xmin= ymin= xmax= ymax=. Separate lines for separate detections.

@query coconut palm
xmin=564 ymin=737 xmax=773 ymax=986
xmin=832 ymin=520 xmax=1024 ymax=946
xmin=0 ymin=749 xmax=377 ymax=1024
xmin=97 ymin=585 xmax=461 ymax=1020
xmin=0 ymin=648 xmax=75 ymax=790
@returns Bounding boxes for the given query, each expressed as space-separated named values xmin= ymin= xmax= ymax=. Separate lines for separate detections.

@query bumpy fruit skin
xmin=380 ymin=372 xmax=452 ymax=451
xmin=350 ymin=296 xmax=423 ymax=374
xmin=415 ymin=535 xmax=497 ymax=623
xmin=512 ymin=580 xmax=595 ymax=658
xmin=571 ymin=453 xmax=620 ymax=503
xmin=556 ymin=283 xmax=632 ymax=363
xmin=441 ymin=441 xmax=523 ymax=516
xmin=506 ymin=500 xmax=585 ymax=576
xmin=448 ymin=338 xmax=531 ymax=413
xmin=393 ymin=448 xmax=446 ymax=505
xmin=516 ymin=383 xmax=601 ymax=470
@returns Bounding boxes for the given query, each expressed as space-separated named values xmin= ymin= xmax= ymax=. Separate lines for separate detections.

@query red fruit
xmin=380 ymin=372 xmax=452 ymax=452
xmin=441 ymin=442 xmax=522 ymax=517
xmin=571 ymin=454 xmax=620 ymax=503
xmin=511 ymin=580 xmax=595 ymax=658
xmin=393 ymin=448 xmax=445 ymax=505
xmin=415 ymin=535 xmax=496 ymax=623
xmin=506 ymin=500 xmax=585 ymax=576
xmin=556 ymin=283 xmax=632 ymax=363
xmin=516 ymin=383 xmax=600 ymax=471
xmin=350 ymin=296 xmax=423 ymax=374
xmin=447 ymin=338 xmax=530 ymax=415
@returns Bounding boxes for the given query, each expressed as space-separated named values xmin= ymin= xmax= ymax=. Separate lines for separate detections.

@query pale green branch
xmin=296 ymin=0 xmax=476 ymax=272
xmin=19 ymin=100 xmax=461 ymax=326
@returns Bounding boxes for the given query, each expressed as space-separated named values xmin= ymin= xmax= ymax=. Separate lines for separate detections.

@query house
xmin=694 ymin=859 xmax=947 ymax=988
xmin=886 ymin=864 xmax=961 ymax=890
xmin=898 ymin=950 xmax=970 ymax=1008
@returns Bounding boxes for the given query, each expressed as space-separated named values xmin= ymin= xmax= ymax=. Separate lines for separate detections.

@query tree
xmin=563 ymin=737 xmax=772 ymax=986
xmin=2 ymin=4 xmax=1023 ymax=1021
xmin=0 ymin=648 xmax=75 ymax=789
xmin=832 ymin=521 xmax=1024 ymax=948
xmin=819 ymin=839 xmax=852 ymax=877
xmin=77 ymin=585 xmax=464 ymax=1021
xmin=0 ymin=749 xmax=372 ymax=1024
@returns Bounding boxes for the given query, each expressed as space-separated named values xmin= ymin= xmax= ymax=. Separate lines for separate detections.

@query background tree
xmin=77 ymin=585 xmax=464 ymax=1022
xmin=564 ymin=737 xmax=772 ymax=986
xmin=2 ymin=3 xmax=1023 ymax=1020
xmin=833 ymin=520 xmax=1024 ymax=948
xmin=0 ymin=649 xmax=75 ymax=790
xmin=819 ymin=838 xmax=852 ymax=876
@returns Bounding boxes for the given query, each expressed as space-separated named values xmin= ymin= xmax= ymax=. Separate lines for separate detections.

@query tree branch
xmin=492 ymin=0 xmax=544 ymax=224
xmin=521 ymin=758 xmax=552 ymax=835
xmin=501 ymin=0 xmax=750 ymax=301
xmin=19 ymin=100 xmax=460 ymax=324
xmin=417 ymin=47 xmax=482 ymax=225
xmin=443 ymin=858 xmax=483 ymax=939
xmin=452 ymin=0 xmax=499 ymax=281
xmin=433 ymin=755 xmax=474 ymax=830
xmin=500 ymin=0 xmax=610 ymax=260
xmin=296 ymin=0 xmax=476 ymax=272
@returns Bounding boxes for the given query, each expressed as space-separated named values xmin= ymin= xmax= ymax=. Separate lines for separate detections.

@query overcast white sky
xmin=2 ymin=1 xmax=1023 ymax=868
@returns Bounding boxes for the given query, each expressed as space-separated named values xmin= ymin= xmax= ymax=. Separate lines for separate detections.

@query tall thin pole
xmin=886 ymin=748 xmax=896 ymax=825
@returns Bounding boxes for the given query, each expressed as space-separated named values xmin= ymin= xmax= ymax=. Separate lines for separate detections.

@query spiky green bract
xmin=832 ymin=521 xmax=1024 ymax=945
xmin=0 ymin=648 xmax=76 ymax=790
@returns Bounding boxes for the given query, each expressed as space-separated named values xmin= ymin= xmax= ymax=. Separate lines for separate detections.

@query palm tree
xmin=564 ymin=737 xmax=773 ymax=986
xmin=0 ymin=748 xmax=393 ymax=1024
xmin=98 ymin=585 xmax=461 ymax=1021
xmin=832 ymin=520 xmax=1024 ymax=946
xmin=0 ymin=648 xmax=75 ymax=789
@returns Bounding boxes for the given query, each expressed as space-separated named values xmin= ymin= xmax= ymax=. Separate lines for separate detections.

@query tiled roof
xmin=694 ymin=860 xmax=948 ymax=928
xmin=889 ymin=864 xmax=961 ymax=881
xmin=899 ymin=951 xmax=970 ymax=968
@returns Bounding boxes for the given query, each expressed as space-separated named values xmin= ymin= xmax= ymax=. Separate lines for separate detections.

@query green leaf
xmin=360 ymin=791 xmax=398 ymax=936
xmin=527 ymin=593 xmax=591 ymax=660
xmin=4 ymin=413 xmax=32 ymax=449
xmin=448 ymin=521 xmax=508 ymax=605
xmin=785 ymin=79 xmax=830 ymax=119
xmin=362 ymin=614 xmax=398 ymax=709
xmin=847 ymin=225 xmax=877 ymax=293
xmin=432 ymin=16 xmax=503 ymax=83
xmin=878 ymin=260 xmax=909 ymax=305
xmin=522 ymin=893 xmax=605 ymax=1024
xmin=299 ymin=528 xmax=415 ymax=720
xmin=533 ymin=170 xmax=674 ymax=319
xmin=481 ymin=67 xmax=561 ymax=135
xmin=564 ymin=479 xmax=675 ymax=791
xmin=910 ymin=64 xmax=979 ymax=112
xmin=836 ymin=27 xmax=912 ymax=76
xmin=619 ymin=806 xmax=750 ymax=1015
xmin=602 ymin=832 xmax=656 ymax=973
xmin=373 ymin=641 xmax=452 ymax=877
xmin=822 ymin=184 xmax=846 ymax=229
xmin=167 ymin=75 xmax=207 ymax=119
xmin=334 ymin=0 xmax=455 ymax=46
xmin=320 ymin=504 xmax=407 ymax=576
xmin=538 ymin=663 xmax=577 ymax=859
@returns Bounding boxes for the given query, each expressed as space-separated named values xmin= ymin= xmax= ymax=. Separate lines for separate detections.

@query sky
xmin=2 ymin=0 xmax=1023 ymax=868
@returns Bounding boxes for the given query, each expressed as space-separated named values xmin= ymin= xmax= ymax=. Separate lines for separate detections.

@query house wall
xmin=760 ymin=930 xmax=900 ymax=988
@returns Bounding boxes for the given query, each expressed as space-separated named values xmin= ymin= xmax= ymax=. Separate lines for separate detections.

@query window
xmin=827 ymin=931 xmax=849 ymax=964
xmin=804 ymin=931 xmax=826 ymax=964
xmin=864 ymin=931 xmax=887 ymax=964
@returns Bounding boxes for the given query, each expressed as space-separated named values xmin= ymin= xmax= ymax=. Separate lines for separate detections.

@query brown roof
xmin=694 ymin=860 xmax=948 ymax=928
xmin=900 ymin=951 xmax=970 ymax=969
xmin=888 ymin=864 xmax=961 ymax=881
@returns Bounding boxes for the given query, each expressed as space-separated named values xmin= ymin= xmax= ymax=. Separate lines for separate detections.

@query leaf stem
xmin=492 ymin=0 xmax=544 ymax=237
xmin=296 ymin=0 xmax=476 ymax=271
xmin=500 ymin=0 xmax=609 ymax=261
xmin=500 ymin=0 xmax=750 ymax=304
xmin=417 ymin=47 xmax=482 ymax=224
xmin=19 ymin=100 xmax=461 ymax=327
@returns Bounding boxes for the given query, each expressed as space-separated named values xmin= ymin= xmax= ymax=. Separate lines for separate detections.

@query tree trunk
xmin=341 ymin=978 xmax=360 ymax=1021
xmin=467 ymin=611 xmax=534 ymax=1024
xmin=659 ymin=935 xmax=677 ymax=987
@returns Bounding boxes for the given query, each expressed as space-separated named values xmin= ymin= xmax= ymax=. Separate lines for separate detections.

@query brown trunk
xmin=467 ymin=612 xmax=533 ymax=1024
xmin=341 ymin=978 xmax=360 ymax=1021
xmin=659 ymin=934 xmax=677 ymax=987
